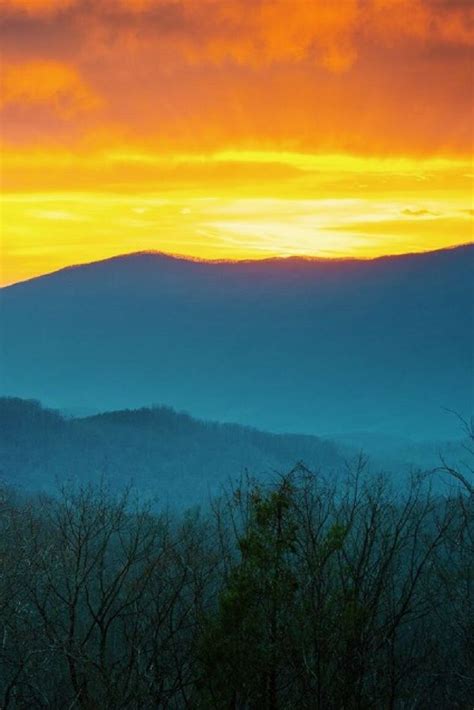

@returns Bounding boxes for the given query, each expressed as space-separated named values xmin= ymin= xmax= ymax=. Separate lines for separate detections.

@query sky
xmin=0 ymin=0 xmax=473 ymax=285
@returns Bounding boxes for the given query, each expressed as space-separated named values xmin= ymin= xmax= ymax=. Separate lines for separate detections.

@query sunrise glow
xmin=1 ymin=0 xmax=473 ymax=285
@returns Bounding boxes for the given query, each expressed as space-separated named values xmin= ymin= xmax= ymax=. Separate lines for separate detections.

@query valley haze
xmin=1 ymin=243 xmax=472 ymax=441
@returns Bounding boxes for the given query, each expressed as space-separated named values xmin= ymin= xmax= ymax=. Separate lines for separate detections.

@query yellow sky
xmin=0 ymin=0 xmax=473 ymax=284
xmin=2 ymin=149 xmax=472 ymax=284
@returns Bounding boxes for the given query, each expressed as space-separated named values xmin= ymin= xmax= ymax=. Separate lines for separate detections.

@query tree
xmin=198 ymin=474 xmax=299 ymax=709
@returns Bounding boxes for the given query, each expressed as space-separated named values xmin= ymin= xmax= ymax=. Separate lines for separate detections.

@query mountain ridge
xmin=3 ymin=242 xmax=472 ymax=290
xmin=1 ymin=244 xmax=472 ymax=439
xmin=0 ymin=397 xmax=465 ymax=506
xmin=0 ymin=396 xmax=344 ymax=506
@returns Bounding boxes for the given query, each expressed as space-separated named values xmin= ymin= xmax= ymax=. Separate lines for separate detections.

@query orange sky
xmin=0 ymin=0 xmax=473 ymax=285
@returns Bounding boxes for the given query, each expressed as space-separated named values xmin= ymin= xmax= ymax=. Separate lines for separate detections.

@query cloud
xmin=30 ymin=209 xmax=88 ymax=221
xmin=363 ymin=0 xmax=467 ymax=45
xmin=0 ymin=61 xmax=102 ymax=116
xmin=401 ymin=208 xmax=440 ymax=217
xmin=1 ymin=0 xmax=77 ymax=16
xmin=3 ymin=0 xmax=472 ymax=58
xmin=327 ymin=216 xmax=473 ymax=244
xmin=182 ymin=0 xmax=360 ymax=71
xmin=0 ymin=1 xmax=472 ymax=154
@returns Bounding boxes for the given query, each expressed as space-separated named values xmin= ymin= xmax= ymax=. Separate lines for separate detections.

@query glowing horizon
xmin=1 ymin=0 xmax=473 ymax=285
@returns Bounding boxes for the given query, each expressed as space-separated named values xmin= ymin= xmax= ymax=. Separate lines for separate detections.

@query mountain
xmin=0 ymin=397 xmax=344 ymax=507
xmin=1 ymin=245 xmax=473 ymax=439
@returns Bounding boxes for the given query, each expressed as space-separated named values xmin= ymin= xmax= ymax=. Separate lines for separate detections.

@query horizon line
xmin=2 ymin=241 xmax=472 ymax=289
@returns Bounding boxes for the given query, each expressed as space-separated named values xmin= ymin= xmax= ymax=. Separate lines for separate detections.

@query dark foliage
xmin=0 ymin=458 xmax=472 ymax=708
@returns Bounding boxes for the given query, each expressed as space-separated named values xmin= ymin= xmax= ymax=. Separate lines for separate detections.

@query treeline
xmin=0 ymin=460 xmax=472 ymax=709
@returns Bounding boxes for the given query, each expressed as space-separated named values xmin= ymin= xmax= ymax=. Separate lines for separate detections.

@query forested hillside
xmin=0 ymin=463 xmax=472 ymax=708
xmin=0 ymin=398 xmax=342 ymax=507
xmin=2 ymin=399 xmax=472 ymax=706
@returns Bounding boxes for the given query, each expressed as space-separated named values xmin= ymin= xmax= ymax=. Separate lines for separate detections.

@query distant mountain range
xmin=1 ymin=245 xmax=473 ymax=439
xmin=0 ymin=397 xmax=345 ymax=507
xmin=0 ymin=398 xmax=466 ymax=507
